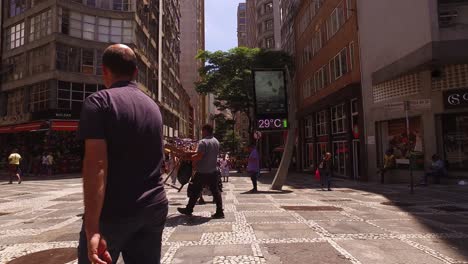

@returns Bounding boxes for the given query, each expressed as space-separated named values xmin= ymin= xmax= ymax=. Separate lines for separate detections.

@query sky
xmin=205 ymin=0 xmax=244 ymax=52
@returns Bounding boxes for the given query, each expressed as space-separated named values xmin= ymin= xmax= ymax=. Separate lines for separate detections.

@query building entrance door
xmin=352 ymin=140 xmax=360 ymax=180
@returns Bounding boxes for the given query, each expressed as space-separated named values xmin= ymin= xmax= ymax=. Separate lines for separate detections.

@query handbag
xmin=177 ymin=161 xmax=192 ymax=185
xmin=315 ymin=168 xmax=321 ymax=181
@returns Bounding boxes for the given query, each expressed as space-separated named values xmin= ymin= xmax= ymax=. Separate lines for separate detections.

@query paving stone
xmin=236 ymin=204 xmax=280 ymax=211
xmin=410 ymin=238 xmax=468 ymax=262
xmin=318 ymin=221 xmax=387 ymax=234
xmin=261 ymin=243 xmax=351 ymax=264
xmin=337 ymin=239 xmax=445 ymax=264
xmin=172 ymin=245 xmax=252 ymax=264
xmin=370 ymin=219 xmax=449 ymax=234
xmin=251 ymin=223 xmax=320 ymax=239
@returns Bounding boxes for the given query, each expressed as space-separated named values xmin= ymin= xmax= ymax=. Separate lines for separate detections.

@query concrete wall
xmin=357 ymin=0 xmax=435 ymax=181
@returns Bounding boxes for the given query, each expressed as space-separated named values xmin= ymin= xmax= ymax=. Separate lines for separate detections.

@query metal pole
xmin=405 ymin=101 xmax=414 ymax=194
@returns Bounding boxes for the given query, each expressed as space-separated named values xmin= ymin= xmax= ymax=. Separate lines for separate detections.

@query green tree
xmin=195 ymin=47 xmax=293 ymax=141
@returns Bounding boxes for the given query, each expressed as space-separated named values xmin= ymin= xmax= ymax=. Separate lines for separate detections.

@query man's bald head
xmin=102 ymin=44 xmax=137 ymax=78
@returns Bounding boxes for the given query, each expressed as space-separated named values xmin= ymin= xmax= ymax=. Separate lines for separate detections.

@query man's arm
xmin=82 ymin=139 xmax=108 ymax=239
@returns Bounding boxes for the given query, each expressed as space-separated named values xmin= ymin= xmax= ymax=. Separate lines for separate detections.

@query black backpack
xmin=177 ymin=161 xmax=192 ymax=185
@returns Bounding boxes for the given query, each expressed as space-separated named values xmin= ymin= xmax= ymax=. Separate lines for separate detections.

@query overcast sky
xmin=205 ymin=0 xmax=244 ymax=52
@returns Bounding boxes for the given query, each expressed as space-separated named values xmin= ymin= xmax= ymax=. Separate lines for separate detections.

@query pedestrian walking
xmin=46 ymin=152 xmax=54 ymax=177
xmin=246 ymin=144 xmax=260 ymax=193
xmin=8 ymin=149 xmax=22 ymax=184
xmin=318 ymin=152 xmax=333 ymax=191
xmin=39 ymin=152 xmax=48 ymax=177
xmin=178 ymin=124 xmax=224 ymax=219
xmin=77 ymin=44 xmax=168 ymax=264
xmin=220 ymin=155 xmax=230 ymax=182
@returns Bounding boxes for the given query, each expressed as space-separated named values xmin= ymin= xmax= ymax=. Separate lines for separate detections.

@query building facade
xmin=0 ymin=0 xmax=189 ymax=172
xmin=358 ymin=0 xmax=468 ymax=182
xmin=294 ymin=0 xmax=364 ymax=180
xmin=279 ymin=0 xmax=299 ymax=55
xmin=238 ymin=3 xmax=247 ymax=47
xmin=245 ymin=0 xmax=281 ymax=50
xmin=180 ymin=0 xmax=205 ymax=139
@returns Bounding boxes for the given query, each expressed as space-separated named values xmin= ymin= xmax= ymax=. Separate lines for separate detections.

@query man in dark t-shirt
xmin=77 ymin=44 xmax=168 ymax=264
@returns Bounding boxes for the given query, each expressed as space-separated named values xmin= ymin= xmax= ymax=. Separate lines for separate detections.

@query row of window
xmin=2 ymin=44 xmax=52 ymax=83
xmin=59 ymin=8 xmax=133 ymax=43
xmin=302 ymin=43 xmax=355 ymax=98
xmin=56 ymin=45 xmax=103 ymax=75
xmin=71 ymin=0 xmax=131 ymax=11
xmin=6 ymin=0 xmax=48 ymax=18
xmin=299 ymin=0 xmax=353 ymax=68
xmin=304 ymin=99 xmax=360 ymax=139
xmin=6 ymin=9 xmax=52 ymax=50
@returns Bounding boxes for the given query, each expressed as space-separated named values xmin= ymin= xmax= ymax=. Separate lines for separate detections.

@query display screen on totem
xmin=253 ymin=70 xmax=288 ymax=131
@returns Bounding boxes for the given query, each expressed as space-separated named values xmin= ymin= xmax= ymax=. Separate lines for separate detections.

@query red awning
xmin=0 ymin=122 xmax=42 ymax=134
xmin=51 ymin=121 xmax=79 ymax=131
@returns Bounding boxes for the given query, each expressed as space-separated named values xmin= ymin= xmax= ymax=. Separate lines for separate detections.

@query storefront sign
xmin=444 ymin=89 xmax=468 ymax=109
xmin=32 ymin=110 xmax=81 ymax=121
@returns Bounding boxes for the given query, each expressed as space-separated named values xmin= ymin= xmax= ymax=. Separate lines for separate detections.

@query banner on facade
xmin=444 ymin=88 xmax=468 ymax=109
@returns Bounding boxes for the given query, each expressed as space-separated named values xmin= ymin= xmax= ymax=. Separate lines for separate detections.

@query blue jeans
xmin=78 ymin=205 xmax=168 ymax=264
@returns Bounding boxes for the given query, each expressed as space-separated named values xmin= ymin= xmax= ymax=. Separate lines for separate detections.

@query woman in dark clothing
xmin=319 ymin=152 xmax=333 ymax=191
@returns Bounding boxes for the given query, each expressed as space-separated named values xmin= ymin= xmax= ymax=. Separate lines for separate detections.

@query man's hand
xmin=88 ymin=233 xmax=112 ymax=264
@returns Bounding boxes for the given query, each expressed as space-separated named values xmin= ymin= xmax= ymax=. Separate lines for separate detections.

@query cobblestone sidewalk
xmin=0 ymin=174 xmax=467 ymax=263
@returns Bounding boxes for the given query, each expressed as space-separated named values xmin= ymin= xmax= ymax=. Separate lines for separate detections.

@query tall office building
xmin=245 ymin=0 xmax=281 ymax=50
xmin=238 ymin=3 xmax=247 ymax=47
xmin=180 ymin=0 xmax=205 ymax=139
xmin=0 ymin=0 xmax=189 ymax=172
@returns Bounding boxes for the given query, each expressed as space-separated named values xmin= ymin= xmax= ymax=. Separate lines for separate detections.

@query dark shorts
xmin=9 ymin=164 xmax=20 ymax=174
xmin=78 ymin=205 xmax=168 ymax=264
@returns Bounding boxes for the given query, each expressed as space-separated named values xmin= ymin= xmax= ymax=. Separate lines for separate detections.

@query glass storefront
xmin=386 ymin=117 xmax=425 ymax=169
xmin=442 ymin=114 xmax=468 ymax=170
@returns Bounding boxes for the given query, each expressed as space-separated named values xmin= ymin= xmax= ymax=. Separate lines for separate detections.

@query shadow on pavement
xmin=165 ymin=214 xmax=212 ymax=227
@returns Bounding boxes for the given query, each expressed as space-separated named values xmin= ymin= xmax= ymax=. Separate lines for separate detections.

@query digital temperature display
xmin=257 ymin=118 xmax=288 ymax=130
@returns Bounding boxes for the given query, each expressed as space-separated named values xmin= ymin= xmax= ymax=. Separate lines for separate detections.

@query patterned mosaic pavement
xmin=0 ymin=173 xmax=467 ymax=263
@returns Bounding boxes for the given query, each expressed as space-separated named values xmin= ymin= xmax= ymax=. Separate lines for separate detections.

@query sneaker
xmin=211 ymin=211 xmax=225 ymax=219
xmin=18 ymin=179 xmax=22 ymax=184
xmin=198 ymin=199 xmax=206 ymax=205
xmin=177 ymin=207 xmax=193 ymax=216
xmin=247 ymin=189 xmax=258 ymax=193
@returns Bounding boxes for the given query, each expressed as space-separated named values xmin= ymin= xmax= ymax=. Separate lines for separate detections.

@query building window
xmin=331 ymin=104 xmax=347 ymax=134
xmin=266 ymin=37 xmax=275 ymax=49
xmin=349 ymin=42 xmax=355 ymax=70
xmin=265 ymin=19 xmax=274 ymax=31
xmin=305 ymin=116 xmax=314 ymax=138
xmin=82 ymin=49 xmax=95 ymax=74
xmin=333 ymin=141 xmax=349 ymax=176
xmin=265 ymin=2 xmax=273 ymax=13
xmin=9 ymin=0 xmax=26 ymax=17
xmin=83 ymin=15 xmax=96 ymax=40
xmin=316 ymin=110 xmax=328 ymax=136
xmin=312 ymin=30 xmax=322 ymax=56
xmin=96 ymin=50 xmax=103 ymax=75
xmin=60 ymin=8 xmax=132 ymax=43
xmin=346 ymin=0 xmax=353 ymax=19
xmin=351 ymin=99 xmax=359 ymax=134
xmin=317 ymin=142 xmax=329 ymax=161
xmin=30 ymin=9 xmax=53 ymax=42
xmin=330 ymin=48 xmax=348 ymax=80
xmin=304 ymin=143 xmax=315 ymax=169
xmin=326 ymin=1 xmax=346 ymax=40
xmin=314 ymin=65 xmax=329 ymax=91
xmin=3 ymin=54 xmax=27 ymax=83
xmin=56 ymin=45 xmax=81 ymax=72
xmin=113 ymin=0 xmax=130 ymax=11
xmin=30 ymin=45 xmax=51 ymax=75
xmin=6 ymin=22 xmax=25 ymax=50
xmin=86 ymin=0 xmax=96 ymax=7
xmin=57 ymin=81 xmax=99 ymax=110
xmin=6 ymin=89 xmax=25 ymax=116
xmin=30 ymin=82 xmax=49 ymax=112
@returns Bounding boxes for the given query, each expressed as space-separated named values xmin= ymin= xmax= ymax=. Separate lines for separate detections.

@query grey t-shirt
xmin=196 ymin=136 xmax=220 ymax=173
